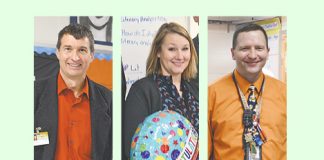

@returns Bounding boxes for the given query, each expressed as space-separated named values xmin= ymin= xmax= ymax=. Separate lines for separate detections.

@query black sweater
xmin=122 ymin=75 xmax=198 ymax=159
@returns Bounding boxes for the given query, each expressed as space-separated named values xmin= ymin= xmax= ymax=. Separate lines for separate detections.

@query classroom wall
xmin=34 ymin=17 xmax=113 ymax=52
xmin=34 ymin=17 xmax=70 ymax=47
xmin=208 ymin=23 xmax=236 ymax=84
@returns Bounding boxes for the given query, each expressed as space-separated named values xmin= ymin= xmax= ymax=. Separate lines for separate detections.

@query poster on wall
xmin=70 ymin=16 xmax=113 ymax=46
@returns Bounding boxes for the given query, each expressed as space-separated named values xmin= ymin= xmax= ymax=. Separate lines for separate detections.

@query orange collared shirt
xmin=208 ymin=70 xmax=286 ymax=160
xmin=55 ymin=73 xmax=92 ymax=160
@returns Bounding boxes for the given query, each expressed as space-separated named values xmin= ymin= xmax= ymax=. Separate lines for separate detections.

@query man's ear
xmin=231 ymin=48 xmax=235 ymax=60
xmin=90 ymin=52 xmax=95 ymax=61
xmin=266 ymin=48 xmax=270 ymax=59
xmin=56 ymin=49 xmax=60 ymax=60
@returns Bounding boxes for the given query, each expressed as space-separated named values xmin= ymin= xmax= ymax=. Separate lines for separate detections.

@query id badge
xmin=34 ymin=132 xmax=49 ymax=146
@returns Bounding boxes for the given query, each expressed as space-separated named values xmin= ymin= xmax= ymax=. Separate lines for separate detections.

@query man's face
xmin=56 ymin=34 xmax=94 ymax=80
xmin=231 ymin=30 xmax=269 ymax=79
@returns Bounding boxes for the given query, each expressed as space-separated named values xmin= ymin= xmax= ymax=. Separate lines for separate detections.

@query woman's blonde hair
xmin=146 ymin=22 xmax=198 ymax=80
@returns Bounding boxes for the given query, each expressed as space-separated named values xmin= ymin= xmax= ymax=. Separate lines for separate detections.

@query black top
xmin=122 ymin=75 xmax=198 ymax=159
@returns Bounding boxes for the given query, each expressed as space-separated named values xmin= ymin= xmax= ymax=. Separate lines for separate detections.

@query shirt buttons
xmin=68 ymin=139 xmax=74 ymax=146
xmin=69 ymin=120 xmax=79 ymax=127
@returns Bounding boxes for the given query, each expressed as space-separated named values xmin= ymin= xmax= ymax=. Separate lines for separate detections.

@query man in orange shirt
xmin=208 ymin=24 xmax=286 ymax=160
xmin=34 ymin=24 xmax=112 ymax=160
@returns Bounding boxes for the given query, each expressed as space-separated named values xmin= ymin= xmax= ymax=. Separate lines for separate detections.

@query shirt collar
xmin=57 ymin=73 xmax=89 ymax=98
xmin=234 ymin=69 xmax=264 ymax=94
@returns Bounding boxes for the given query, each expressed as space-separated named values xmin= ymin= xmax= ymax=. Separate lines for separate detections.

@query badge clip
xmin=34 ymin=127 xmax=49 ymax=146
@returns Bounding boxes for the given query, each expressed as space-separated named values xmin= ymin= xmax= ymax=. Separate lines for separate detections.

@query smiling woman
xmin=122 ymin=22 xmax=199 ymax=160
xmin=157 ymin=33 xmax=191 ymax=93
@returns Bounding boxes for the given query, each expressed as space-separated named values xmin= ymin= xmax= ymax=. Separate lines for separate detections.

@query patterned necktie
xmin=243 ymin=85 xmax=262 ymax=160
xmin=248 ymin=85 xmax=256 ymax=109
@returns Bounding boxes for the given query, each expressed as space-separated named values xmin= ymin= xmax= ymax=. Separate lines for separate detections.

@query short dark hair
xmin=56 ymin=23 xmax=95 ymax=53
xmin=232 ymin=23 xmax=268 ymax=49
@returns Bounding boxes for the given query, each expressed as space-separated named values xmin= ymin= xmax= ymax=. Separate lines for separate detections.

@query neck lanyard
xmin=232 ymin=71 xmax=267 ymax=160
xmin=232 ymin=71 xmax=265 ymax=120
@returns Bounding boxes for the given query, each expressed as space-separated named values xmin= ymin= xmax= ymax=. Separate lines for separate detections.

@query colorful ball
xmin=130 ymin=110 xmax=198 ymax=160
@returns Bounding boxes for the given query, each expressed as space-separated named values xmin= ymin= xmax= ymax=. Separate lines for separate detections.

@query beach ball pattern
xmin=130 ymin=110 xmax=198 ymax=160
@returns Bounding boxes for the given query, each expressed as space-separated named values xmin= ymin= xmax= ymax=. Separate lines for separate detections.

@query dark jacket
xmin=122 ymin=75 xmax=198 ymax=159
xmin=34 ymin=75 xmax=112 ymax=160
